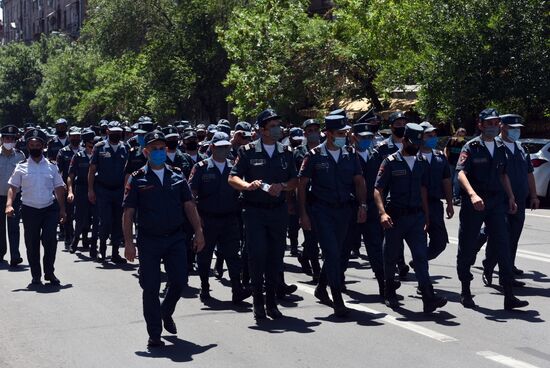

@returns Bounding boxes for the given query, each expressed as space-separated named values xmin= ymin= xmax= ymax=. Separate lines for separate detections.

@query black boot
xmin=70 ymin=236 xmax=79 ymax=254
xmin=200 ymin=278 xmax=211 ymax=301
xmin=214 ymin=257 xmax=224 ymax=280
xmin=314 ymin=276 xmax=332 ymax=305
xmin=420 ymin=284 xmax=447 ymax=313
xmin=311 ymin=258 xmax=321 ymax=283
xmin=82 ymin=232 xmax=90 ymax=250
xmin=89 ymin=243 xmax=98 ymax=259
xmin=253 ymin=292 xmax=267 ymax=320
xmin=99 ymin=240 xmax=107 ymax=262
xmin=460 ymin=281 xmax=476 ymax=308
xmin=384 ymin=280 xmax=400 ymax=309
xmin=375 ymin=274 xmax=385 ymax=298
xmin=297 ymin=252 xmax=312 ymax=276
xmin=481 ymin=259 xmax=493 ymax=286
xmin=111 ymin=246 xmax=127 ymax=264
xmin=231 ymin=279 xmax=252 ymax=304
xmin=265 ymin=289 xmax=283 ymax=319
xmin=276 ymin=272 xmax=297 ymax=299
xmin=331 ymin=287 xmax=350 ymax=317
xmin=503 ymin=283 xmax=529 ymax=311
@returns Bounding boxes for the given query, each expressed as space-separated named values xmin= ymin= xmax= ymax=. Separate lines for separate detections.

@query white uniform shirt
xmin=8 ymin=156 xmax=65 ymax=209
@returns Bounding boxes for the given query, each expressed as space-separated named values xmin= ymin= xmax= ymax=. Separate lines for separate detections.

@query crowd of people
xmin=0 ymin=107 xmax=540 ymax=347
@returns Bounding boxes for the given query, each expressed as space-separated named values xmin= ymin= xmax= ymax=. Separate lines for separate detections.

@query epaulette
xmin=168 ymin=165 xmax=182 ymax=173
xmin=48 ymin=158 xmax=57 ymax=165
xmin=94 ymin=141 xmax=106 ymax=148
xmin=470 ymin=141 xmax=481 ymax=148
xmin=286 ymin=145 xmax=293 ymax=152
xmin=434 ymin=149 xmax=444 ymax=156
xmin=387 ymin=154 xmax=396 ymax=162
xmin=197 ymin=160 xmax=206 ymax=167
xmin=244 ymin=143 xmax=253 ymax=151
xmin=310 ymin=147 xmax=321 ymax=155
xmin=132 ymin=168 xmax=146 ymax=177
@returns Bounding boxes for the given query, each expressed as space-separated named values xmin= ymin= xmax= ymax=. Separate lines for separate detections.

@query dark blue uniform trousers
xmin=0 ymin=194 xmax=21 ymax=261
xmin=383 ymin=212 xmax=430 ymax=287
xmin=242 ymin=205 xmax=288 ymax=293
xmin=457 ymin=195 xmax=513 ymax=283
xmin=310 ymin=203 xmax=352 ymax=290
xmin=427 ymin=199 xmax=449 ymax=261
xmin=95 ymin=185 xmax=124 ymax=245
xmin=21 ymin=203 xmax=59 ymax=280
xmin=73 ymin=186 xmax=98 ymax=247
xmin=197 ymin=216 xmax=242 ymax=283
xmin=138 ymin=231 xmax=187 ymax=340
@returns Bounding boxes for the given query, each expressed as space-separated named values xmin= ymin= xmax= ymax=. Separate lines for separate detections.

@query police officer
xmin=230 ymin=122 xmax=253 ymax=161
xmin=341 ymin=121 xmax=385 ymax=297
xmin=480 ymin=114 xmax=539 ymax=287
xmin=229 ymin=108 xmax=298 ymax=320
xmin=123 ymin=130 xmax=205 ymax=348
xmin=46 ymin=118 xmax=70 ymax=161
xmin=183 ymin=130 xmax=206 ymax=164
xmin=374 ymin=123 xmax=447 ymax=313
xmin=57 ymin=128 xmax=82 ymax=250
xmin=0 ymin=125 xmax=25 ymax=266
xmin=125 ymin=120 xmax=155 ymax=186
xmin=189 ymin=132 xmax=252 ymax=304
xmin=456 ymin=108 xmax=528 ymax=310
xmin=163 ymin=126 xmax=194 ymax=179
xmin=6 ymin=129 xmax=66 ymax=285
xmin=417 ymin=122 xmax=454 ymax=263
xmin=298 ymin=115 xmax=367 ymax=317
xmin=67 ymin=129 xmax=97 ymax=254
xmin=287 ymin=127 xmax=306 ymax=257
xmin=88 ymin=121 xmax=128 ymax=263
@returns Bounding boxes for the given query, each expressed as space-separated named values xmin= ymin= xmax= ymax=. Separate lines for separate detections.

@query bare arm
xmin=67 ymin=174 xmax=75 ymax=203
xmin=123 ymin=207 xmax=136 ymax=262
xmin=88 ymin=163 xmax=97 ymax=204
xmin=374 ymin=188 xmax=393 ymax=229
xmin=228 ymin=174 xmax=261 ymax=191
xmin=354 ymin=175 xmax=367 ymax=223
xmin=54 ymin=186 xmax=66 ymax=224
xmin=527 ymin=172 xmax=540 ymax=210
xmin=5 ymin=185 xmax=18 ymax=217
xmin=458 ymin=170 xmax=485 ymax=211
xmin=442 ymin=178 xmax=454 ymax=218
xmin=297 ymin=176 xmax=311 ymax=230
xmin=184 ymin=200 xmax=205 ymax=253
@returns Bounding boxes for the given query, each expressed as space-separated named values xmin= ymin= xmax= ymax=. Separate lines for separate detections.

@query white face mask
xmin=2 ymin=143 xmax=15 ymax=150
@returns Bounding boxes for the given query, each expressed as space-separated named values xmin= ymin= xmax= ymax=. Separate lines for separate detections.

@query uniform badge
xmin=458 ymin=152 xmax=468 ymax=165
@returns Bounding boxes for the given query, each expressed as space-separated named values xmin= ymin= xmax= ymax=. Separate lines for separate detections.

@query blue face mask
xmin=149 ymin=149 xmax=167 ymax=166
xmin=334 ymin=137 xmax=347 ymax=148
xmin=424 ymin=137 xmax=438 ymax=149
xmin=357 ymin=139 xmax=372 ymax=152
xmin=507 ymin=129 xmax=521 ymax=142
xmin=137 ymin=135 xmax=146 ymax=147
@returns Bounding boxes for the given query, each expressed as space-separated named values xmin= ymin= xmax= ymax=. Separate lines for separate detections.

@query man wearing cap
xmin=189 ymin=132 xmax=252 ymax=304
xmin=293 ymin=119 xmax=322 ymax=281
xmin=479 ymin=114 xmax=539 ymax=287
xmin=229 ymin=108 xmax=298 ymax=320
xmin=183 ymin=130 xmax=207 ymax=165
xmin=162 ymin=126 xmax=191 ymax=178
xmin=455 ymin=108 xmax=528 ymax=310
xmin=123 ymin=130 xmax=205 ymax=348
xmin=16 ymin=124 xmax=32 ymax=157
xmin=231 ymin=122 xmax=253 ymax=161
xmin=0 ymin=125 xmax=25 ymax=266
xmin=298 ymin=114 xmax=367 ymax=317
xmin=46 ymin=118 xmax=70 ymax=161
xmin=374 ymin=123 xmax=447 ymax=313
xmin=415 ymin=122 xmax=454 ymax=266
xmin=196 ymin=124 xmax=207 ymax=143
xmin=6 ymin=129 xmax=66 ymax=285
xmin=57 ymin=127 xmax=83 ymax=251
xmin=124 ymin=121 xmax=155 ymax=186
xmin=67 ymin=129 xmax=98 ymax=254
xmin=88 ymin=121 xmax=128 ymax=263
xmin=286 ymin=127 xmax=306 ymax=258
xmin=341 ymin=122 xmax=385 ymax=297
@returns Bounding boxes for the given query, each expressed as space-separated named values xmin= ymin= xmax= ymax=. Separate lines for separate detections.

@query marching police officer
xmin=298 ymin=115 xmax=367 ymax=317
xmin=6 ymin=129 xmax=66 ymax=285
xmin=456 ymin=108 xmax=528 ymax=310
xmin=124 ymin=120 xmax=155 ymax=186
xmin=287 ymin=127 xmax=306 ymax=257
xmin=480 ymin=114 xmax=539 ymax=286
xmin=67 ymin=129 xmax=97 ymax=254
xmin=46 ymin=118 xmax=70 ymax=161
xmin=88 ymin=121 xmax=128 ymax=263
xmin=374 ymin=123 xmax=447 ymax=313
xmin=123 ymin=131 xmax=205 ymax=348
xmin=189 ymin=132 xmax=252 ymax=304
xmin=0 ymin=125 xmax=25 ymax=267
xmin=229 ymin=108 xmax=298 ymax=320
xmin=162 ymin=126 xmax=194 ymax=179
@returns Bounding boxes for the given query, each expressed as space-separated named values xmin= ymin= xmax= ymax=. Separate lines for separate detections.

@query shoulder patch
xmin=198 ymin=160 xmax=206 ymax=167
xmin=132 ymin=168 xmax=145 ymax=177
xmin=244 ymin=143 xmax=253 ymax=151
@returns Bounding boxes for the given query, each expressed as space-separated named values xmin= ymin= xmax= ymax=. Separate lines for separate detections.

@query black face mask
xmin=70 ymin=139 xmax=81 ymax=147
xmin=109 ymin=134 xmax=121 ymax=144
xmin=393 ymin=127 xmax=406 ymax=138
xmin=404 ymin=145 xmax=420 ymax=156
xmin=197 ymin=134 xmax=206 ymax=142
xmin=186 ymin=141 xmax=198 ymax=151
xmin=57 ymin=130 xmax=67 ymax=138
xmin=166 ymin=140 xmax=179 ymax=150
xmin=29 ymin=148 xmax=42 ymax=158
xmin=367 ymin=124 xmax=380 ymax=134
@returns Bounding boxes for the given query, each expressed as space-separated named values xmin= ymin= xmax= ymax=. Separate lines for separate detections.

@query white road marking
xmin=448 ymin=237 xmax=550 ymax=264
xmin=477 ymin=351 xmax=541 ymax=368
xmin=295 ymin=283 xmax=458 ymax=343
xmin=525 ymin=212 xmax=550 ymax=219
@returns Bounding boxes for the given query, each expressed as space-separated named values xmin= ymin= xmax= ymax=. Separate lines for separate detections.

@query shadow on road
xmin=12 ymin=283 xmax=73 ymax=293
xmin=316 ymin=308 xmax=385 ymax=327
xmin=0 ymin=262 xmax=29 ymax=273
xmin=135 ymin=336 xmax=217 ymax=362
xmin=249 ymin=315 xmax=321 ymax=333
xmin=199 ymin=297 xmax=252 ymax=313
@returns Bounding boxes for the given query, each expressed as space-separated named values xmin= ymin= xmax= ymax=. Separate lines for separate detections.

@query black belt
xmin=199 ymin=211 xmax=240 ymax=218
xmin=386 ymin=206 xmax=423 ymax=217
xmin=243 ymin=201 xmax=285 ymax=209
xmin=138 ymin=226 xmax=183 ymax=238
xmin=312 ymin=197 xmax=352 ymax=209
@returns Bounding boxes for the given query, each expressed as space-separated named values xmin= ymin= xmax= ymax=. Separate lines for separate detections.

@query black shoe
xmin=513 ymin=267 xmax=524 ymax=276
xmin=10 ymin=258 xmax=23 ymax=267
xmin=232 ymin=287 xmax=252 ymax=304
xmin=290 ymin=247 xmax=299 ymax=257
xmin=45 ymin=274 xmax=61 ymax=285
xmin=147 ymin=337 xmax=165 ymax=348
xmin=461 ymin=294 xmax=476 ymax=308
xmin=297 ymin=253 xmax=312 ymax=276
xmin=384 ymin=281 xmax=400 ymax=308
xmin=398 ymin=264 xmax=410 ymax=280
xmin=111 ymin=254 xmax=127 ymax=264
xmin=504 ymin=295 xmax=529 ymax=311
xmin=482 ymin=271 xmax=493 ymax=286
xmin=69 ymin=247 xmax=77 ymax=254
xmin=31 ymin=278 xmax=42 ymax=285
xmin=253 ymin=293 xmax=267 ymax=320
xmin=266 ymin=304 xmax=283 ymax=319
xmin=277 ymin=283 xmax=297 ymax=298
xmin=199 ymin=287 xmax=211 ymax=302
xmin=421 ymin=285 xmax=447 ymax=313
xmin=162 ymin=315 xmax=177 ymax=334
xmin=331 ymin=289 xmax=351 ymax=317
xmin=214 ymin=258 xmax=224 ymax=280
xmin=89 ymin=246 xmax=97 ymax=259
xmin=408 ymin=260 xmax=415 ymax=270
xmin=314 ymin=285 xmax=332 ymax=305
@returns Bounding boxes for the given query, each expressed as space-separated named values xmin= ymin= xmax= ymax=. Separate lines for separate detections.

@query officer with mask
xmin=374 ymin=123 xmax=447 ymax=313
xmin=88 ymin=121 xmax=128 ymax=263
xmin=456 ymin=108 xmax=528 ymax=310
xmin=298 ymin=115 xmax=367 ymax=317
xmin=6 ymin=129 xmax=66 ymax=285
xmin=125 ymin=121 xmax=155 ymax=186
xmin=123 ymin=130 xmax=205 ymax=348
xmin=189 ymin=132 xmax=252 ymax=304
xmin=46 ymin=118 xmax=70 ymax=161
xmin=162 ymin=126 xmax=194 ymax=178
xmin=229 ymin=109 xmax=298 ymax=320
xmin=230 ymin=122 xmax=253 ymax=161
xmin=67 ymin=129 xmax=97 ymax=254
xmin=480 ymin=114 xmax=539 ymax=287
xmin=342 ymin=120 xmax=385 ymax=297
xmin=287 ymin=127 xmax=306 ymax=257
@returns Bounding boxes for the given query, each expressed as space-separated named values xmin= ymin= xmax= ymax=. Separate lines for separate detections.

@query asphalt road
xmin=1 ymin=206 xmax=549 ymax=368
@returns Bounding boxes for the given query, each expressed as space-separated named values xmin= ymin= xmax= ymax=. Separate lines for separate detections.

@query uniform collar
xmin=206 ymin=157 xmax=233 ymax=169
xmin=395 ymin=151 xmax=424 ymax=162
xmin=319 ymin=142 xmax=349 ymax=157
xmin=255 ymin=138 xmax=285 ymax=154
xmin=29 ymin=156 xmax=47 ymax=165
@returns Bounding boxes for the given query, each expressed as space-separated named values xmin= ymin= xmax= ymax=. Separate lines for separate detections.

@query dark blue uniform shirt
xmin=497 ymin=137 xmax=533 ymax=201
xmin=125 ymin=146 xmax=147 ymax=176
xmin=47 ymin=136 xmax=69 ymax=161
xmin=57 ymin=145 xmax=81 ymax=181
xmin=69 ymin=150 xmax=92 ymax=187
xmin=375 ymin=151 xmax=429 ymax=209
xmin=188 ymin=158 xmax=240 ymax=215
xmin=299 ymin=143 xmax=362 ymax=205
xmin=90 ymin=140 xmax=128 ymax=189
xmin=425 ymin=149 xmax=451 ymax=200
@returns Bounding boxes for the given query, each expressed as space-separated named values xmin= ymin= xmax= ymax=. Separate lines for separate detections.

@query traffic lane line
xmin=295 ymin=283 xmax=459 ymax=343
xmin=448 ymin=237 xmax=550 ymax=264
xmin=477 ymin=351 xmax=541 ymax=368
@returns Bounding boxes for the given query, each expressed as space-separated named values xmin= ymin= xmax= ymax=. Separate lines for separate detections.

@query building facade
xmin=1 ymin=0 xmax=87 ymax=43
